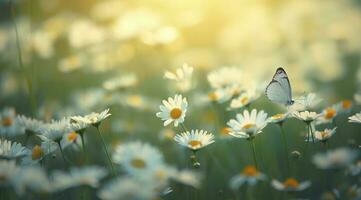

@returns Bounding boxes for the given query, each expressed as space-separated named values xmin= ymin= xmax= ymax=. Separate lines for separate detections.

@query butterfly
xmin=265 ymin=67 xmax=294 ymax=106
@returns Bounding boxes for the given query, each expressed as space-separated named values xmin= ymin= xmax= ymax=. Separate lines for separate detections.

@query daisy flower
xmin=11 ymin=166 xmax=52 ymax=195
xmin=228 ymin=90 xmax=260 ymax=110
xmin=156 ymin=94 xmax=187 ymax=127
xmin=335 ymin=99 xmax=353 ymax=113
xmin=52 ymin=166 xmax=107 ymax=191
xmin=207 ymin=66 xmax=243 ymax=89
xmin=289 ymin=93 xmax=323 ymax=111
xmin=230 ymin=165 xmax=266 ymax=190
xmin=112 ymin=141 xmax=164 ymax=176
xmin=292 ymin=111 xmax=321 ymax=123
xmin=102 ymin=73 xmax=138 ymax=91
xmin=312 ymin=148 xmax=358 ymax=169
xmin=208 ymin=85 xmax=241 ymax=103
xmin=271 ymin=178 xmax=311 ymax=192
xmin=0 ymin=107 xmax=24 ymax=137
xmin=267 ymin=113 xmax=290 ymax=124
xmin=98 ymin=177 xmax=157 ymax=200
xmin=17 ymin=115 xmax=44 ymax=135
xmin=316 ymin=107 xmax=337 ymax=124
xmin=227 ymin=109 xmax=268 ymax=139
xmin=174 ymin=129 xmax=215 ymax=151
xmin=164 ymin=63 xmax=194 ymax=92
xmin=71 ymin=108 xmax=111 ymax=127
xmin=0 ymin=139 xmax=30 ymax=159
xmin=349 ymin=112 xmax=361 ymax=123
xmin=21 ymin=145 xmax=44 ymax=165
xmin=314 ymin=127 xmax=337 ymax=142
xmin=38 ymin=118 xmax=73 ymax=142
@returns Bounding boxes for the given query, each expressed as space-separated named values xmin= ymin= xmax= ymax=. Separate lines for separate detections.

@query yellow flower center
xmin=324 ymin=107 xmax=336 ymax=119
xmin=188 ymin=140 xmax=202 ymax=147
xmin=283 ymin=178 xmax=299 ymax=188
xmin=128 ymin=95 xmax=142 ymax=106
xmin=155 ymin=169 xmax=167 ymax=179
xmin=240 ymin=96 xmax=249 ymax=104
xmin=1 ymin=117 xmax=12 ymax=127
xmin=319 ymin=131 xmax=328 ymax=138
xmin=272 ymin=113 xmax=284 ymax=119
xmin=67 ymin=131 xmax=78 ymax=142
xmin=130 ymin=158 xmax=146 ymax=169
xmin=242 ymin=123 xmax=255 ymax=129
xmin=242 ymin=165 xmax=258 ymax=176
xmin=31 ymin=145 xmax=43 ymax=160
xmin=208 ymin=91 xmax=218 ymax=101
xmin=220 ymin=127 xmax=231 ymax=135
xmin=342 ymin=100 xmax=352 ymax=109
xmin=170 ymin=108 xmax=182 ymax=119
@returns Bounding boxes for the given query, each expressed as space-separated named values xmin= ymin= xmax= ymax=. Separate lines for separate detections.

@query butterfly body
xmin=265 ymin=67 xmax=294 ymax=106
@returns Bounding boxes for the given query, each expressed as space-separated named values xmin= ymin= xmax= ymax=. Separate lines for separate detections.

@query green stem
xmin=79 ymin=132 xmax=88 ymax=163
xmin=57 ymin=141 xmax=68 ymax=169
xmin=180 ymin=123 xmax=188 ymax=133
xmin=280 ymin=125 xmax=291 ymax=176
xmin=96 ymin=127 xmax=115 ymax=175
xmin=250 ymin=139 xmax=258 ymax=169
xmin=9 ymin=0 xmax=37 ymax=115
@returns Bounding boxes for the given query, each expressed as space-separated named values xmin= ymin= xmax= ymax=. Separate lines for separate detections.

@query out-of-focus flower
xmin=17 ymin=115 xmax=44 ymax=135
xmin=174 ymin=129 xmax=215 ymax=151
xmin=316 ymin=107 xmax=338 ymax=124
xmin=67 ymin=19 xmax=105 ymax=48
xmin=164 ymin=63 xmax=194 ymax=92
xmin=103 ymin=73 xmax=138 ymax=91
xmin=159 ymin=128 xmax=176 ymax=141
xmin=52 ymin=166 xmax=107 ymax=191
xmin=292 ymin=111 xmax=321 ymax=123
xmin=141 ymin=26 xmax=179 ymax=46
xmin=230 ymin=165 xmax=266 ymax=189
xmin=0 ymin=107 xmax=24 ymax=137
xmin=349 ymin=112 xmax=361 ymax=123
xmin=71 ymin=109 xmax=111 ymax=127
xmin=208 ymin=85 xmax=241 ymax=103
xmin=58 ymin=54 xmax=86 ymax=73
xmin=348 ymin=160 xmax=361 ymax=176
xmin=289 ymin=93 xmax=323 ymax=111
xmin=21 ymin=145 xmax=45 ymax=165
xmin=31 ymin=30 xmax=55 ymax=59
xmin=0 ymin=139 xmax=29 ymax=159
xmin=314 ymin=128 xmax=337 ymax=142
xmin=227 ymin=109 xmax=268 ymax=139
xmin=170 ymin=169 xmax=201 ymax=188
xmin=267 ymin=113 xmax=290 ymax=124
xmin=156 ymin=94 xmax=187 ymax=127
xmin=271 ymin=178 xmax=311 ymax=192
xmin=0 ymin=160 xmax=17 ymax=184
xmin=98 ymin=177 xmax=157 ymax=200
xmin=334 ymin=100 xmax=353 ymax=113
xmin=228 ymin=90 xmax=260 ymax=110
xmin=112 ymin=141 xmax=164 ymax=176
xmin=12 ymin=166 xmax=52 ymax=195
xmin=38 ymin=118 xmax=72 ymax=142
xmin=207 ymin=67 xmax=243 ymax=89
xmin=312 ymin=148 xmax=358 ymax=169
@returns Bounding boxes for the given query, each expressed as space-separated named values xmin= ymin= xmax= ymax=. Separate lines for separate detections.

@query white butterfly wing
xmin=265 ymin=81 xmax=290 ymax=104
xmin=265 ymin=67 xmax=293 ymax=105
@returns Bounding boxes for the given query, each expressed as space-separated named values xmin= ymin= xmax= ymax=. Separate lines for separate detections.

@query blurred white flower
xmin=52 ymin=166 xmax=107 ymax=191
xmin=164 ymin=63 xmax=194 ymax=92
xmin=208 ymin=85 xmax=241 ymax=103
xmin=112 ymin=141 xmax=164 ymax=176
xmin=58 ymin=54 xmax=86 ymax=73
xmin=68 ymin=19 xmax=105 ymax=48
xmin=230 ymin=165 xmax=266 ymax=189
xmin=349 ymin=112 xmax=361 ymax=123
xmin=98 ymin=176 xmax=157 ymax=200
xmin=31 ymin=30 xmax=55 ymax=59
xmin=156 ymin=94 xmax=187 ymax=127
xmin=170 ymin=169 xmax=201 ymax=188
xmin=312 ymin=148 xmax=358 ymax=169
xmin=348 ymin=160 xmax=361 ymax=176
xmin=174 ymin=129 xmax=215 ymax=151
xmin=292 ymin=111 xmax=321 ymax=123
xmin=334 ymin=100 xmax=353 ymax=114
xmin=271 ymin=178 xmax=311 ymax=192
xmin=313 ymin=127 xmax=337 ymax=142
xmin=38 ymin=118 xmax=72 ymax=142
xmin=227 ymin=109 xmax=268 ymax=139
xmin=17 ymin=115 xmax=44 ymax=134
xmin=207 ymin=67 xmax=243 ymax=89
xmin=0 ymin=139 xmax=29 ymax=159
xmin=316 ymin=107 xmax=338 ymax=125
xmin=21 ymin=145 xmax=44 ymax=165
xmin=141 ymin=26 xmax=179 ymax=46
xmin=228 ymin=90 xmax=260 ymax=110
xmin=267 ymin=113 xmax=290 ymax=124
xmin=0 ymin=107 xmax=24 ymax=137
xmin=289 ymin=93 xmax=323 ymax=111
xmin=12 ymin=166 xmax=52 ymax=195
xmin=103 ymin=73 xmax=138 ymax=91
xmin=0 ymin=160 xmax=17 ymax=184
